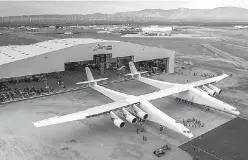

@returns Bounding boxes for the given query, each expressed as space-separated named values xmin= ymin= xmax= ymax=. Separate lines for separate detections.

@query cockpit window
xmin=183 ymin=130 xmax=191 ymax=133
xmin=175 ymin=121 xmax=179 ymax=123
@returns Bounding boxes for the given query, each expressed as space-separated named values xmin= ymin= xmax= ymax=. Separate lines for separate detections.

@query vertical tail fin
xmin=76 ymin=67 xmax=108 ymax=87
xmin=125 ymin=62 xmax=148 ymax=79
xmin=85 ymin=67 xmax=94 ymax=81
xmin=129 ymin=62 xmax=138 ymax=74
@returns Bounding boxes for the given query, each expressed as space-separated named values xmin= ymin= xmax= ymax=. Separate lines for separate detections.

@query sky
xmin=0 ymin=0 xmax=248 ymax=16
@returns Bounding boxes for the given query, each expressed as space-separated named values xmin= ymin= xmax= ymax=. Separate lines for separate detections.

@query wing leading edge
xmin=33 ymin=86 xmax=191 ymax=128
xmin=188 ymin=74 xmax=229 ymax=87
xmin=33 ymin=100 xmax=139 ymax=127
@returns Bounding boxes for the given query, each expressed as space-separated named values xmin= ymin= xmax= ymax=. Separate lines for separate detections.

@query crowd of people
xmin=0 ymin=86 xmax=54 ymax=103
xmin=0 ymin=73 xmax=65 ymax=103
xmin=0 ymin=68 xmax=77 ymax=103
xmin=183 ymin=118 xmax=204 ymax=128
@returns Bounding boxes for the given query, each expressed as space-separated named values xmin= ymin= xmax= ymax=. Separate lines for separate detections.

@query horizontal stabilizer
xmin=125 ymin=71 xmax=148 ymax=77
xmin=76 ymin=78 xmax=108 ymax=85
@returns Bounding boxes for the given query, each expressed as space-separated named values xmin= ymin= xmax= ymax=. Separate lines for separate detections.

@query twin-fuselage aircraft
xmin=33 ymin=62 xmax=240 ymax=139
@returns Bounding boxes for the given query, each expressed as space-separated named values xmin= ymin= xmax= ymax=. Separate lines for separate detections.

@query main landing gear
xmin=175 ymin=97 xmax=194 ymax=105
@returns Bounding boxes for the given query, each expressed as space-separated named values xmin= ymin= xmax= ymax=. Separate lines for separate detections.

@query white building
xmin=141 ymin=26 xmax=173 ymax=36
xmin=234 ymin=25 xmax=248 ymax=29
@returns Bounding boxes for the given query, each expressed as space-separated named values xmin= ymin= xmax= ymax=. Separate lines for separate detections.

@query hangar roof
xmin=0 ymin=38 xmax=119 ymax=66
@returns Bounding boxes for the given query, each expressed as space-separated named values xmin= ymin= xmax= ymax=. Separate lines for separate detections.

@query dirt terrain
xmin=0 ymin=26 xmax=248 ymax=160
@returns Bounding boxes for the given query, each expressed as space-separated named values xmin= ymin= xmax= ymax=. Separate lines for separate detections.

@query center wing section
xmin=138 ymin=86 xmax=189 ymax=101
xmin=33 ymin=100 xmax=139 ymax=127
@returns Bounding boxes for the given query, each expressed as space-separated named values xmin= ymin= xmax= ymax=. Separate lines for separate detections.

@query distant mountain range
xmin=91 ymin=7 xmax=248 ymax=22
xmin=1 ymin=7 xmax=248 ymax=26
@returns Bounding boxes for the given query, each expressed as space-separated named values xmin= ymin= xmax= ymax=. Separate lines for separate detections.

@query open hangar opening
xmin=64 ymin=42 xmax=173 ymax=79
xmin=0 ymin=38 xmax=174 ymax=89
xmin=64 ymin=53 xmax=170 ymax=77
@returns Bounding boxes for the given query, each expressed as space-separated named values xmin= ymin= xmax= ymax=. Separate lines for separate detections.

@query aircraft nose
xmin=182 ymin=130 xmax=194 ymax=138
xmin=235 ymin=111 xmax=240 ymax=116
xmin=188 ymin=133 xmax=194 ymax=139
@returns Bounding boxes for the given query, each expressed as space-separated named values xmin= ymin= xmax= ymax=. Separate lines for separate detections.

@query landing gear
xmin=159 ymin=125 xmax=164 ymax=132
xmin=175 ymin=97 xmax=194 ymax=105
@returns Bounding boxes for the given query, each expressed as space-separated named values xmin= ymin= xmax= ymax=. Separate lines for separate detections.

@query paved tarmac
xmin=179 ymin=117 xmax=248 ymax=160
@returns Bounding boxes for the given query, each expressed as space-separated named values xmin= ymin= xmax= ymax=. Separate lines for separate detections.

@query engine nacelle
xmin=196 ymin=87 xmax=209 ymax=95
xmin=202 ymin=85 xmax=216 ymax=96
xmin=110 ymin=111 xmax=126 ymax=128
xmin=196 ymin=87 xmax=205 ymax=93
xmin=133 ymin=105 xmax=148 ymax=120
xmin=122 ymin=108 xmax=137 ymax=124
xmin=208 ymin=84 xmax=222 ymax=94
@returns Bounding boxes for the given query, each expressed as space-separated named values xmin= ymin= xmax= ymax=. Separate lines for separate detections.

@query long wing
xmin=188 ymin=74 xmax=229 ymax=87
xmin=33 ymin=100 xmax=139 ymax=127
xmin=137 ymin=74 xmax=229 ymax=101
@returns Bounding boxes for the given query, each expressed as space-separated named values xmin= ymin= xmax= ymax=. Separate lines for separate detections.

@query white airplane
xmin=126 ymin=62 xmax=240 ymax=116
xmin=33 ymin=67 xmax=194 ymax=138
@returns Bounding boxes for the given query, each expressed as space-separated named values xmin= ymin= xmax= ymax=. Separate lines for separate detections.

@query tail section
xmin=125 ymin=62 xmax=148 ymax=79
xmin=129 ymin=61 xmax=138 ymax=74
xmin=85 ymin=67 xmax=94 ymax=81
xmin=76 ymin=67 xmax=108 ymax=87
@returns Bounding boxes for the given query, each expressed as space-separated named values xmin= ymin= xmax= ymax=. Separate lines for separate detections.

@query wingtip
xmin=223 ymin=73 xmax=230 ymax=78
xmin=76 ymin=82 xmax=84 ymax=85
xmin=32 ymin=122 xmax=41 ymax=127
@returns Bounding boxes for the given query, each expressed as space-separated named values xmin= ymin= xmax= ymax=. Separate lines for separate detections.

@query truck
xmin=153 ymin=144 xmax=171 ymax=157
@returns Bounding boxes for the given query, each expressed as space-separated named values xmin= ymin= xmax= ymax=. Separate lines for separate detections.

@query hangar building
xmin=0 ymin=38 xmax=174 ymax=79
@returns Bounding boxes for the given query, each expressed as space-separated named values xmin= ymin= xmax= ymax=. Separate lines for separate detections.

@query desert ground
xmin=0 ymin=26 xmax=248 ymax=160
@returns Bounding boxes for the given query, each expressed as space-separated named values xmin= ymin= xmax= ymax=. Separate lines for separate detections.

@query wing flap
xmin=33 ymin=100 xmax=139 ymax=127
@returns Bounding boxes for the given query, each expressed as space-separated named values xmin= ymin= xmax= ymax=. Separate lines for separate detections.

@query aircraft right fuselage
xmin=137 ymin=76 xmax=239 ymax=116
xmin=90 ymin=83 xmax=193 ymax=138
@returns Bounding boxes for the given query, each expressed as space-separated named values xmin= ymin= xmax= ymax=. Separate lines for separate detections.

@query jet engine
xmin=202 ymin=85 xmax=216 ymax=96
xmin=122 ymin=108 xmax=137 ymax=124
xmin=110 ymin=111 xmax=126 ymax=128
xmin=133 ymin=104 xmax=148 ymax=120
xmin=208 ymin=84 xmax=222 ymax=94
